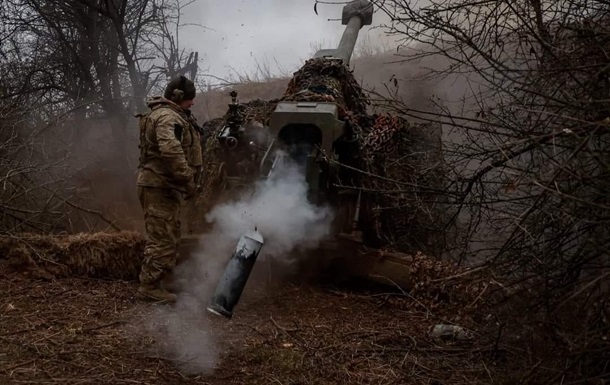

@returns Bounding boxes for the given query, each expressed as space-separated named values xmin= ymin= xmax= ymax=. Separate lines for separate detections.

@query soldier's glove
xmin=184 ymin=179 xmax=197 ymax=201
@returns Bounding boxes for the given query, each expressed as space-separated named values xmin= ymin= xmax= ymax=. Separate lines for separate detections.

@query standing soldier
xmin=136 ymin=75 xmax=203 ymax=303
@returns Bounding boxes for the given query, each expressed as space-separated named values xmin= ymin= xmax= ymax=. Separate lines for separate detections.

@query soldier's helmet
xmin=164 ymin=76 xmax=197 ymax=103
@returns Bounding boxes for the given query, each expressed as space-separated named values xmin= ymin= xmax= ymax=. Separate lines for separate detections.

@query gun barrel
xmin=335 ymin=16 xmax=363 ymax=65
xmin=314 ymin=0 xmax=373 ymax=65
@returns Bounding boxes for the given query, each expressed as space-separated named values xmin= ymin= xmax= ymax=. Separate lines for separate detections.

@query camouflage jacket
xmin=137 ymin=97 xmax=203 ymax=192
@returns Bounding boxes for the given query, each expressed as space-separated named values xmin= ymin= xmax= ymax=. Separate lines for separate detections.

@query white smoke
xmin=142 ymin=295 xmax=218 ymax=374
xmin=143 ymin=155 xmax=335 ymax=374
xmin=206 ymin=156 xmax=335 ymax=260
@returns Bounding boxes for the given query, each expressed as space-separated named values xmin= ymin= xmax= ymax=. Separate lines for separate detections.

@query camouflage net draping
xmin=283 ymin=58 xmax=369 ymax=116
xmin=196 ymin=58 xmax=445 ymax=253
xmin=357 ymin=115 xmax=446 ymax=253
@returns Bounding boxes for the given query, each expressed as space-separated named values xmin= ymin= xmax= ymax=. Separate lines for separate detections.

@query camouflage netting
xmin=283 ymin=58 xmax=369 ymax=116
xmin=0 ymin=232 xmax=145 ymax=280
xmin=358 ymin=115 xmax=446 ymax=253
xmin=186 ymin=100 xmax=281 ymax=232
xmin=195 ymin=58 xmax=446 ymax=254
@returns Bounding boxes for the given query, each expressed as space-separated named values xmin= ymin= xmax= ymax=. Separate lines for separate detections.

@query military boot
xmin=137 ymin=283 xmax=177 ymax=303
xmin=161 ymin=273 xmax=180 ymax=294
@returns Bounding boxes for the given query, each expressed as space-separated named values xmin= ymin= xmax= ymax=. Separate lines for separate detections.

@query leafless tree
xmin=1 ymin=0 xmax=200 ymax=158
xmin=0 ymin=0 xmax=200 ymax=233
xmin=371 ymin=0 xmax=610 ymax=381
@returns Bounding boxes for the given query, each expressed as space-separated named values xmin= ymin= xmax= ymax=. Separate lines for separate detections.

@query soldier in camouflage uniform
xmin=136 ymin=76 xmax=203 ymax=303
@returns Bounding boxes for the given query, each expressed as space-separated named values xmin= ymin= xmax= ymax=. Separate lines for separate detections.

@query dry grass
xmin=0 ymin=232 xmax=145 ymax=280
xmin=0 ymin=261 xmax=502 ymax=385
xmin=195 ymin=79 xmax=289 ymax=121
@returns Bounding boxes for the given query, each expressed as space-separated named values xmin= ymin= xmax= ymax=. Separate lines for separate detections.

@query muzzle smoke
xmin=145 ymin=153 xmax=334 ymax=373
xmin=207 ymin=154 xmax=335 ymax=261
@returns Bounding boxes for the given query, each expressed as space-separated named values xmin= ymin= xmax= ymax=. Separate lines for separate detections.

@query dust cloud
xmin=143 ymin=152 xmax=334 ymax=374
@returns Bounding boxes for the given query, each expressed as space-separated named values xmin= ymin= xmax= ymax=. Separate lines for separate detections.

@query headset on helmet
xmin=171 ymin=76 xmax=187 ymax=102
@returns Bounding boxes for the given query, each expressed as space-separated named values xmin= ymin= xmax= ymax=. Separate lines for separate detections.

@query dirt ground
xmin=0 ymin=258 xmax=500 ymax=385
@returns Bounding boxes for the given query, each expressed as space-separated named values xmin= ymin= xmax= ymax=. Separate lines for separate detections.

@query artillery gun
xmin=200 ymin=0 xmax=435 ymax=318
xmin=206 ymin=0 xmax=373 ymax=227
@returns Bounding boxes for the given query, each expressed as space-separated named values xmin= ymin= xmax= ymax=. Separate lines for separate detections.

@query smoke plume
xmin=144 ymin=155 xmax=334 ymax=374
xmin=207 ymin=155 xmax=335 ymax=260
xmin=143 ymin=295 xmax=218 ymax=374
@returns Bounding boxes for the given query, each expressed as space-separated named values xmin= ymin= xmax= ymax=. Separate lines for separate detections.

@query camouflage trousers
xmin=138 ymin=186 xmax=182 ymax=286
